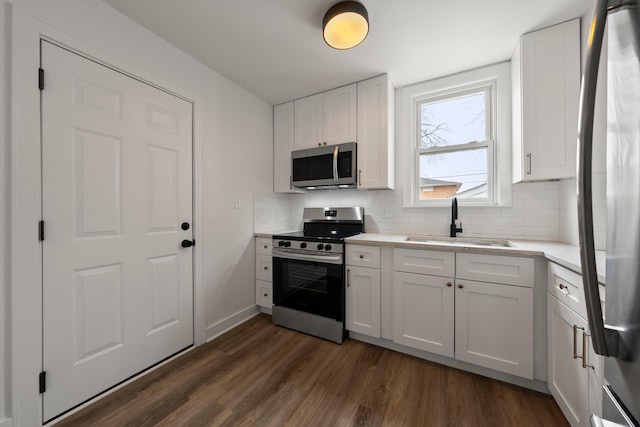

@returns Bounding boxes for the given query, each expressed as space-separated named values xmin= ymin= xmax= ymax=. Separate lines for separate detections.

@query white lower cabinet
xmin=391 ymin=248 xmax=535 ymax=379
xmin=455 ymin=279 xmax=533 ymax=379
xmin=346 ymin=265 xmax=381 ymax=338
xmin=547 ymin=263 xmax=603 ymax=427
xmin=345 ymin=245 xmax=381 ymax=338
xmin=255 ymin=237 xmax=273 ymax=309
xmin=393 ymin=271 xmax=454 ymax=357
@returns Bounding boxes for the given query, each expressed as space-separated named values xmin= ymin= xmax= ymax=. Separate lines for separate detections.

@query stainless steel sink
xmin=404 ymin=235 xmax=512 ymax=248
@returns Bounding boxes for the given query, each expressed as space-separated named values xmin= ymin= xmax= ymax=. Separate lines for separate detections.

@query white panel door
xmin=294 ymin=93 xmax=323 ymax=149
xmin=547 ymin=294 xmax=589 ymax=427
xmin=323 ymin=84 xmax=357 ymax=145
xmin=392 ymin=272 xmax=454 ymax=357
xmin=41 ymin=41 xmax=193 ymax=421
xmin=346 ymin=266 xmax=380 ymax=338
xmin=455 ymin=279 xmax=534 ymax=379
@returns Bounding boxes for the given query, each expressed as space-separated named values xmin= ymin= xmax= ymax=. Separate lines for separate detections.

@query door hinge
xmin=39 ymin=220 xmax=45 ymax=241
xmin=38 ymin=68 xmax=44 ymax=90
xmin=39 ymin=371 xmax=46 ymax=394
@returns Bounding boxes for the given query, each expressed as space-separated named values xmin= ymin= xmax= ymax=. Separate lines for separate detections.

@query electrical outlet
xmin=234 ymin=198 xmax=242 ymax=209
xmin=381 ymin=206 xmax=393 ymax=218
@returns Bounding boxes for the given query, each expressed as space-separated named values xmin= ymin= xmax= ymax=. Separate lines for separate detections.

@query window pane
xmin=419 ymin=92 xmax=486 ymax=148
xmin=418 ymin=148 xmax=488 ymax=200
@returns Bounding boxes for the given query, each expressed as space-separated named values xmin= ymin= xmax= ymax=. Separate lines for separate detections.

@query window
xmin=400 ymin=62 xmax=512 ymax=207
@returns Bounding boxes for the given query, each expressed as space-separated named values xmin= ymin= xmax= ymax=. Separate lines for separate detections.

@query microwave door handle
xmin=333 ymin=145 xmax=339 ymax=183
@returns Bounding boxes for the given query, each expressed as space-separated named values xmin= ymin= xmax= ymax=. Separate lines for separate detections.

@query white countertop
xmin=345 ymin=233 xmax=606 ymax=284
xmin=256 ymin=231 xmax=607 ymax=284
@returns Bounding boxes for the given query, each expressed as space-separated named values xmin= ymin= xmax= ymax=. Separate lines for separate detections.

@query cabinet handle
xmin=582 ymin=331 xmax=595 ymax=369
xmin=359 ymin=254 xmax=364 ymax=259
xmin=263 ymin=245 xmax=268 ymax=249
xmin=323 ymin=142 xmax=327 ymax=146
xmin=347 ymin=269 xmax=351 ymax=287
xmin=358 ymin=169 xmax=362 ymax=186
xmin=573 ymin=324 xmax=586 ymax=360
xmin=264 ymin=293 xmax=268 ymax=297
xmin=264 ymin=266 xmax=268 ymax=270
xmin=457 ymin=284 xmax=464 ymax=289
xmin=526 ymin=153 xmax=532 ymax=175
xmin=559 ymin=283 xmax=567 ymax=290
xmin=446 ymin=282 xmax=452 ymax=287
xmin=558 ymin=283 xmax=569 ymax=294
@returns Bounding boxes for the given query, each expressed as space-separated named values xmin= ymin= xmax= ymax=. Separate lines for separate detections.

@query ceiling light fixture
xmin=322 ymin=1 xmax=369 ymax=50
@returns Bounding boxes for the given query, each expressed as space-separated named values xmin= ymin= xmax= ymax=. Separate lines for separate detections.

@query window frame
xmin=399 ymin=62 xmax=512 ymax=207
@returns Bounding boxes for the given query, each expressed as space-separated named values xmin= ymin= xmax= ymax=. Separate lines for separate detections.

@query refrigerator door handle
xmin=577 ymin=0 xmax=619 ymax=357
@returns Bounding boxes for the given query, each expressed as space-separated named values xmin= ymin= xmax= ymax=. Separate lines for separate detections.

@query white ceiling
xmin=103 ymin=0 xmax=593 ymax=106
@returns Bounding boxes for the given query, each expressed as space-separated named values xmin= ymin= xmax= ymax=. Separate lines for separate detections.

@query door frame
xmin=11 ymin=11 xmax=206 ymax=426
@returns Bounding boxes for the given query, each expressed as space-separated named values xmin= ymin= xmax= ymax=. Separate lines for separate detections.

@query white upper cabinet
xmin=357 ymin=75 xmax=395 ymax=190
xmin=275 ymin=76 xmax=394 ymax=192
xmin=273 ymin=102 xmax=296 ymax=193
xmin=512 ymin=18 xmax=580 ymax=182
xmin=294 ymin=93 xmax=324 ymax=150
xmin=294 ymin=84 xmax=356 ymax=150
xmin=324 ymin=84 xmax=357 ymax=145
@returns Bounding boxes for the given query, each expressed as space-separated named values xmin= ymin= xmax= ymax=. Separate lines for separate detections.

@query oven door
xmin=272 ymin=253 xmax=344 ymax=322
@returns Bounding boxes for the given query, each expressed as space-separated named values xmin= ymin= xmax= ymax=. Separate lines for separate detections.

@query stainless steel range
xmin=271 ymin=207 xmax=364 ymax=343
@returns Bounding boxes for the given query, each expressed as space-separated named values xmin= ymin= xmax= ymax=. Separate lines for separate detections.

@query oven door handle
xmin=273 ymin=252 xmax=343 ymax=265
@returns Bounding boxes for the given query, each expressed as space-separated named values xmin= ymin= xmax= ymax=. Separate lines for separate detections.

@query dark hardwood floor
xmin=55 ymin=314 xmax=569 ymax=427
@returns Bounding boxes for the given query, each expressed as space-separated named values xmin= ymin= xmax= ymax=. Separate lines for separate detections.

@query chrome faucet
xmin=450 ymin=197 xmax=463 ymax=237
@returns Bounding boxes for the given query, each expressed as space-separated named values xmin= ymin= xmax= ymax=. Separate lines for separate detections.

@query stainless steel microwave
xmin=291 ymin=142 xmax=357 ymax=190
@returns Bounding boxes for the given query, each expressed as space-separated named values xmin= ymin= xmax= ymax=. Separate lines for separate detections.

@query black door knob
xmin=181 ymin=239 xmax=195 ymax=248
xmin=181 ymin=222 xmax=190 ymax=230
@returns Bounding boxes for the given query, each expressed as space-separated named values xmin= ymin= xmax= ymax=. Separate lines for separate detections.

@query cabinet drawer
xmin=393 ymin=248 xmax=455 ymax=278
xmin=256 ymin=254 xmax=272 ymax=281
xmin=548 ymin=262 xmax=586 ymax=319
xmin=346 ymin=244 xmax=381 ymax=268
xmin=256 ymin=237 xmax=272 ymax=255
xmin=456 ymin=253 xmax=534 ymax=287
xmin=256 ymin=280 xmax=272 ymax=308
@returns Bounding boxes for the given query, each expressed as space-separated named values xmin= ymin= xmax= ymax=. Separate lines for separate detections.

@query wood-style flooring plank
xmin=54 ymin=314 xmax=569 ymax=427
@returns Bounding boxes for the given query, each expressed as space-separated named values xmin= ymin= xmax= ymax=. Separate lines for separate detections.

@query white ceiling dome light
xmin=322 ymin=1 xmax=369 ymax=50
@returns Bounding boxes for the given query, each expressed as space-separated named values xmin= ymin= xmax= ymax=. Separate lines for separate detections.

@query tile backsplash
xmin=255 ymin=177 xmax=606 ymax=247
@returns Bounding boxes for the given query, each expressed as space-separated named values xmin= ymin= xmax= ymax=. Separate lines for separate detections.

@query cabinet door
xmin=357 ymin=75 xmax=395 ymax=190
xmin=324 ymin=84 xmax=357 ymax=145
xmin=346 ymin=266 xmax=381 ymax=338
xmin=256 ymin=280 xmax=272 ymax=308
xmin=256 ymin=254 xmax=272 ymax=281
xmin=393 ymin=248 xmax=455 ymax=278
xmin=455 ymin=279 xmax=533 ymax=379
xmin=273 ymin=102 xmax=296 ymax=193
xmin=513 ymin=18 xmax=580 ymax=182
xmin=547 ymin=293 xmax=588 ymax=427
xmin=346 ymin=244 xmax=381 ymax=268
xmin=294 ymin=93 xmax=323 ymax=149
xmin=393 ymin=272 xmax=454 ymax=357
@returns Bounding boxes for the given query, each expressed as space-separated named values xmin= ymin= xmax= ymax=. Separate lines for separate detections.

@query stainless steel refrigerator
xmin=578 ymin=0 xmax=640 ymax=425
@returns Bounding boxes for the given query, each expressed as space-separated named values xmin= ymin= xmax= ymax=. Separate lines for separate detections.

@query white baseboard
xmin=205 ymin=305 xmax=261 ymax=342
xmin=0 ymin=417 xmax=13 ymax=427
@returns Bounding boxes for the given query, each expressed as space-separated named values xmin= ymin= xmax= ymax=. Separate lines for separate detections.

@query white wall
xmin=256 ymin=11 xmax=608 ymax=249
xmin=1 ymin=2 xmax=12 ymax=424
xmin=8 ymin=0 xmax=272 ymax=423
xmin=256 ymin=181 xmax=562 ymax=240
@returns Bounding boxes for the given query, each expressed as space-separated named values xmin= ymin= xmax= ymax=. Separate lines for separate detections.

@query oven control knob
xmin=278 ymin=241 xmax=285 ymax=247
xmin=325 ymin=244 xmax=332 ymax=251
xmin=300 ymin=242 xmax=307 ymax=249
xmin=317 ymin=244 xmax=324 ymax=250
xmin=284 ymin=241 xmax=291 ymax=247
